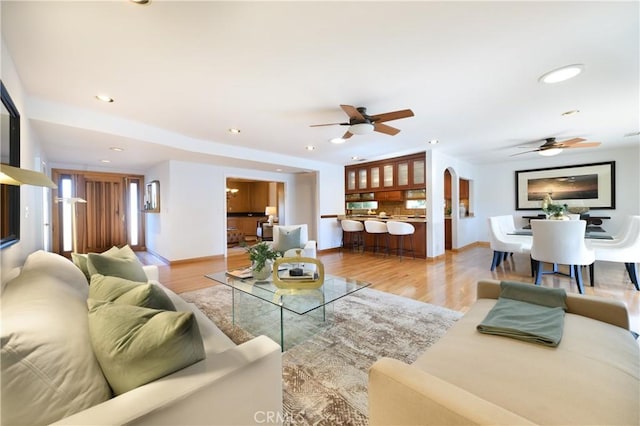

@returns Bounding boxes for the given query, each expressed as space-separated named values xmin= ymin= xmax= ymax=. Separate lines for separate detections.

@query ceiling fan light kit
xmin=349 ymin=123 xmax=375 ymax=135
xmin=311 ymin=104 xmax=414 ymax=140
xmin=538 ymin=148 xmax=563 ymax=156
xmin=511 ymin=137 xmax=601 ymax=157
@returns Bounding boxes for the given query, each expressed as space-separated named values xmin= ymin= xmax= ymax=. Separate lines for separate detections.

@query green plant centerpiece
xmin=541 ymin=194 xmax=568 ymax=219
xmin=244 ymin=241 xmax=280 ymax=280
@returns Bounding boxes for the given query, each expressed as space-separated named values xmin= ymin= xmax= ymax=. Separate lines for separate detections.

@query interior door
xmin=83 ymin=176 xmax=127 ymax=253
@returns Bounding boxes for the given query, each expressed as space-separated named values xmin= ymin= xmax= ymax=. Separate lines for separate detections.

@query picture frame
xmin=144 ymin=180 xmax=160 ymax=213
xmin=515 ymin=161 xmax=615 ymax=210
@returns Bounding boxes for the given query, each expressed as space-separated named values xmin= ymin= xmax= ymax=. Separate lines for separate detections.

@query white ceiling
xmin=2 ymin=1 xmax=639 ymax=173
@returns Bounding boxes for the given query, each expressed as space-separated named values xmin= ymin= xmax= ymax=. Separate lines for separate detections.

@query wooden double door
xmin=52 ymin=169 xmax=145 ymax=256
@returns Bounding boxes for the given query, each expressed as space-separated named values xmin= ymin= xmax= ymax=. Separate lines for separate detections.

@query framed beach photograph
xmin=515 ymin=161 xmax=615 ymax=210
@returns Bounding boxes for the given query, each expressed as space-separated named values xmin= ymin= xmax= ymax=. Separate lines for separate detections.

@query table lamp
xmin=265 ymin=206 xmax=277 ymax=225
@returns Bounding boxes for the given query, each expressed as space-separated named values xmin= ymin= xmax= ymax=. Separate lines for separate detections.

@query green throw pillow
xmin=87 ymin=252 xmax=148 ymax=282
xmin=89 ymin=274 xmax=175 ymax=311
xmin=274 ymin=227 xmax=301 ymax=253
xmin=87 ymin=299 xmax=205 ymax=395
xmin=71 ymin=253 xmax=91 ymax=282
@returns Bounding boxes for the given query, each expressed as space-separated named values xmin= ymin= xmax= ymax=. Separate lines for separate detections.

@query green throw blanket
xmin=477 ymin=281 xmax=567 ymax=347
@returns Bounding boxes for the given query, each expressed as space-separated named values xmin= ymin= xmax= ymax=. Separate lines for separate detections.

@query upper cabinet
xmin=345 ymin=153 xmax=426 ymax=193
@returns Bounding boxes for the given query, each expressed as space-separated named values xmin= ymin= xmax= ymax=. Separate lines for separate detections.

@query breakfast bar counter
xmin=337 ymin=215 xmax=428 ymax=258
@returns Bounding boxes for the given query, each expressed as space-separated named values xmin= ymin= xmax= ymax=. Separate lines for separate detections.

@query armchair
xmin=269 ymin=224 xmax=317 ymax=259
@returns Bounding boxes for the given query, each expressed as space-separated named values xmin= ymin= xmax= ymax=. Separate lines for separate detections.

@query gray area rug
xmin=180 ymin=284 xmax=462 ymax=425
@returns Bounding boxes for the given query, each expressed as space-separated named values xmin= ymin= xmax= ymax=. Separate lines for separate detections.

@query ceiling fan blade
xmin=565 ymin=142 xmax=601 ymax=148
xmin=510 ymin=149 xmax=540 ymax=157
xmin=342 ymin=130 xmax=354 ymax=139
xmin=340 ymin=105 xmax=365 ymax=121
xmin=371 ymin=109 xmax=415 ymax=123
xmin=559 ymin=137 xmax=587 ymax=146
xmin=374 ymin=122 xmax=401 ymax=136
xmin=309 ymin=122 xmax=349 ymax=127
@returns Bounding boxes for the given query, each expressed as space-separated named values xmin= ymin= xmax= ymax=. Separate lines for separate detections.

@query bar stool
xmin=341 ymin=219 xmax=364 ymax=253
xmin=364 ymin=220 xmax=389 ymax=256
xmin=386 ymin=221 xmax=415 ymax=260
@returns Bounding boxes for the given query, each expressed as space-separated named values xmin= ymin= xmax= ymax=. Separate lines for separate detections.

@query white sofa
xmin=1 ymin=250 xmax=282 ymax=425
xmin=369 ymin=280 xmax=639 ymax=425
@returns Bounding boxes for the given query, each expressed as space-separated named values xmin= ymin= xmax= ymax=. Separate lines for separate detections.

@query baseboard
xmin=146 ymin=249 xmax=223 ymax=265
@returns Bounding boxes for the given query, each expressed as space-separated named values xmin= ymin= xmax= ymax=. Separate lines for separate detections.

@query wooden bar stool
xmin=386 ymin=221 xmax=415 ymax=260
xmin=364 ymin=220 xmax=389 ymax=256
xmin=341 ymin=219 xmax=364 ymax=253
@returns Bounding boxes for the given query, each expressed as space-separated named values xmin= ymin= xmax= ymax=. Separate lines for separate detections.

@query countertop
xmin=337 ymin=215 xmax=427 ymax=223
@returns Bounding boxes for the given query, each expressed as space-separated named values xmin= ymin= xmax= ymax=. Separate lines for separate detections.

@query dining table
xmin=509 ymin=228 xmax=614 ymax=240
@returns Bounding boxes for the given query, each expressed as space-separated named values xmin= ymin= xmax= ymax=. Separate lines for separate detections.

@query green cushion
xmin=274 ymin=226 xmax=301 ymax=253
xmin=71 ymin=253 xmax=91 ymax=282
xmin=87 ymin=252 xmax=147 ymax=282
xmin=89 ymin=274 xmax=175 ymax=311
xmin=72 ymin=246 xmax=139 ymax=283
xmin=87 ymin=300 xmax=205 ymax=395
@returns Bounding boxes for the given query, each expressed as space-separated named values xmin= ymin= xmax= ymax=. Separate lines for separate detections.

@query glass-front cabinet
xmin=413 ymin=159 xmax=425 ymax=186
xmin=358 ymin=168 xmax=368 ymax=190
xmin=370 ymin=166 xmax=380 ymax=189
xmin=346 ymin=169 xmax=356 ymax=192
xmin=383 ymin=164 xmax=394 ymax=187
xmin=397 ymin=161 xmax=409 ymax=187
xmin=344 ymin=152 xmax=425 ymax=193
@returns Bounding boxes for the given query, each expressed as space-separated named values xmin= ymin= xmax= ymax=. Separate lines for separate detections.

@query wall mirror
xmin=144 ymin=180 xmax=160 ymax=213
xmin=1 ymin=81 xmax=21 ymax=248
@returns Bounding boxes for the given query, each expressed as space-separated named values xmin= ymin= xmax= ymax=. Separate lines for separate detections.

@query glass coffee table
xmin=205 ymin=270 xmax=370 ymax=351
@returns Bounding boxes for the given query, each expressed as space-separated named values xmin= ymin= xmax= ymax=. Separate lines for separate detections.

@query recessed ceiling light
xmin=100 ymin=159 xmax=111 ymax=163
xmin=276 ymin=168 xmax=283 ymax=172
xmin=95 ymin=94 xmax=114 ymax=103
xmin=330 ymin=138 xmax=346 ymax=144
xmin=109 ymin=147 xmax=124 ymax=152
xmin=351 ymin=156 xmax=359 ymax=160
xmin=539 ymin=64 xmax=584 ymax=84
xmin=561 ymin=110 xmax=580 ymax=116
xmin=228 ymin=128 xmax=241 ymax=134
xmin=428 ymin=139 xmax=439 ymax=145
xmin=305 ymin=145 xmax=316 ymax=151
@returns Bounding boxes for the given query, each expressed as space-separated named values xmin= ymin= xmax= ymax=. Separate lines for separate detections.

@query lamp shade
xmin=349 ymin=123 xmax=374 ymax=135
xmin=538 ymin=148 xmax=563 ymax=157
xmin=0 ymin=164 xmax=57 ymax=188
xmin=265 ymin=206 xmax=277 ymax=216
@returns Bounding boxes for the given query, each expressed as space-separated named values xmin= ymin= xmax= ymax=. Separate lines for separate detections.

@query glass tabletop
xmin=206 ymin=270 xmax=371 ymax=315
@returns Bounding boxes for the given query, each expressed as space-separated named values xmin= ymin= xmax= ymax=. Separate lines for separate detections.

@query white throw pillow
xmin=1 ymin=252 xmax=112 ymax=425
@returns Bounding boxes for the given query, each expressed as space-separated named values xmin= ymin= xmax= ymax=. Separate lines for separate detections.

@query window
xmin=405 ymin=199 xmax=426 ymax=209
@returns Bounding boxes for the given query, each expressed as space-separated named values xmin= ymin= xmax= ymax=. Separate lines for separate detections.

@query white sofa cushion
xmin=1 ymin=251 xmax=112 ymax=425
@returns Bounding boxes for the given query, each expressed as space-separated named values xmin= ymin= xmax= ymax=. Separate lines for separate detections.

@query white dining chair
xmin=487 ymin=216 xmax=533 ymax=274
xmin=530 ymin=219 xmax=595 ymax=294
xmin=588 ymin=216 xmax=640 ymax=291
xmin=567 ymin=214 xmax=580 ymax=221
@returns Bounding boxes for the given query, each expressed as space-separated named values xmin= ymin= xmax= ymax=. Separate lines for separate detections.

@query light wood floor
xmin=139 ymin=245 xmax=640 ymax=332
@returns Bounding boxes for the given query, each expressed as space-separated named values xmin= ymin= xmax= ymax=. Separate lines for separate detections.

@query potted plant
xmin=542 ymin=196 xmax=568 ymax=220
xmin=244 ymin=242 xmax=280 ymax=280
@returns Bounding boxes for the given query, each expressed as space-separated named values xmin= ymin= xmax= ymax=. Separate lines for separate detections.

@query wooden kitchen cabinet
xmin=344 ymin=152 xmax=426 ymax=193
xmin=376 ymin=190 xmax=404 ymax=201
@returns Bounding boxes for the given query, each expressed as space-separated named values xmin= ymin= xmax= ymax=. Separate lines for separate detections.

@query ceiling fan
xmin=510 ymin=137 xmax=601 ymax=157
xmin=310 ymin=104 xmax=414 ymax=139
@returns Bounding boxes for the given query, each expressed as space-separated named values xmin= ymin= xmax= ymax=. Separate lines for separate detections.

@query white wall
xmin=1 ymin=39 xmax=50 ymax=283
xmin=426 ymin=150 xmax=479 ymax=258
xmin=475 ymin=146 xmax=640 ymax=241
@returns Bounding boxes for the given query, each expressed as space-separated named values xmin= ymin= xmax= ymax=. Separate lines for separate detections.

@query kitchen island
xmin=337 ymin=215 xmax=427 ymax=258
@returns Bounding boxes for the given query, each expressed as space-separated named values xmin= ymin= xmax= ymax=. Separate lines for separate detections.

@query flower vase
xmin=251 ymin=260 xmax=272 ymax=281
